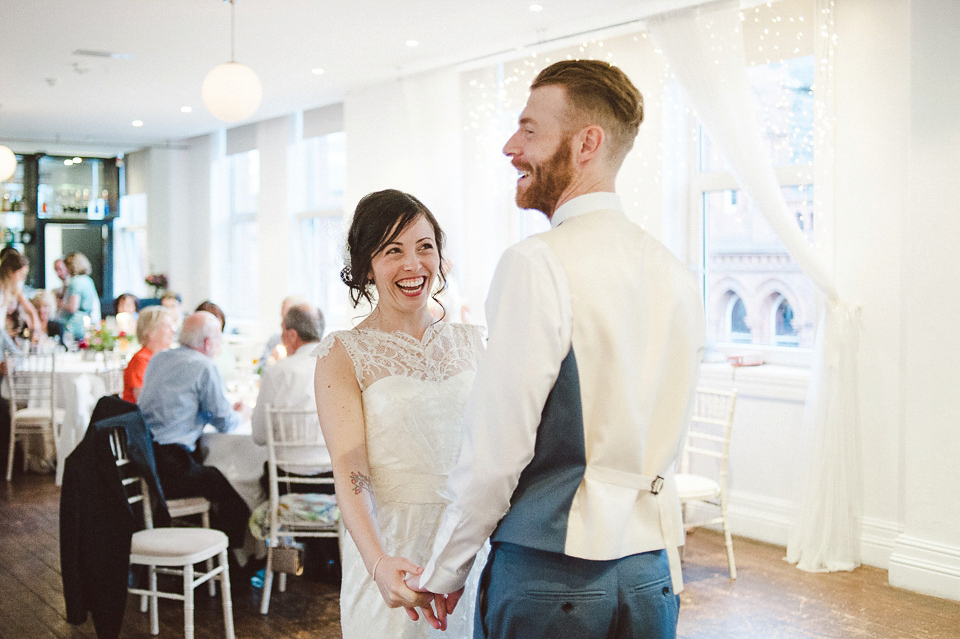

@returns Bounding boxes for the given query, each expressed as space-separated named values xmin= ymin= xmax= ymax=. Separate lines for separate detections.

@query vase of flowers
xmin=81 ymin=322 xmax=123 ymax=359
xmin=145 ymin=273 xmax=168 ymax=298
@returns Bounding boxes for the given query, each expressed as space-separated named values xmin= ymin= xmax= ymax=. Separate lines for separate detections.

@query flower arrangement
xmin=82 ymin=323 xmax=126 ymax=352
xmin=145 ymin=273 xmax=168 ymax=297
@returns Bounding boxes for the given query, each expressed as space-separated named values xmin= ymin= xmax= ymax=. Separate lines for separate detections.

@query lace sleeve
xmin=313 ymin=333 xmax=338 ymax=360
xmin=314 ymin=332 xmax=365 ymax=386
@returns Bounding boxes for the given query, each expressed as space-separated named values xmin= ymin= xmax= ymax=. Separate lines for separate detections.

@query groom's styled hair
xmin=531 ymin=59 xmax=643 ymax=168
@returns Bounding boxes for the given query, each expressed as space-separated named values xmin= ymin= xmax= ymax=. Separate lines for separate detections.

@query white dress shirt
xmin=251 ymin=341 xmax=331 ymax=473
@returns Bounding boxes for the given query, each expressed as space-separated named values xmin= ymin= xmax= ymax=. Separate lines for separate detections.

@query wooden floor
xmin=2 ymin=473 xmax=960 ymax=639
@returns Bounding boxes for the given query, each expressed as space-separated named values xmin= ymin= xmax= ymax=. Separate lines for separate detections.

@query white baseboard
xmin=889 ymin=535 xmax=960 ymax=602
xmin=860 ymin=516 xmax=903 ymax=570
xmin=696 ymin=491 xmax=960 ymax=601
xmin=727 ymin=491 xmax=796 ymax=547
xmin=695 ymin=491 xmax=902 ymax=570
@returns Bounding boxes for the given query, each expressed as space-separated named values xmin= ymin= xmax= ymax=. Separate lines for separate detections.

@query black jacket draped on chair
xmin=59 ymin=395 xmax=170 ymax=639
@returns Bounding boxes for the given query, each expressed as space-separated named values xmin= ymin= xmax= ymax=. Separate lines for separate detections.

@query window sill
xmin=699 ymin=361 xmax=810 ymax=402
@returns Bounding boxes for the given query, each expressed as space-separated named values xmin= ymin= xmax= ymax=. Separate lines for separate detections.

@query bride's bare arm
xmin=314 ymin=340 xmax=439 ymax=623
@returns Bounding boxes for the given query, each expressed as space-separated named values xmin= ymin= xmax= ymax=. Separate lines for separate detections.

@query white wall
xmin=832 ymin=0 xmax=911 ymax=566
xmin=124 ymin=145 xmax=193 ymax=302
xmin=888 ymin=0 xmax=960 ymax=601
xmin=344 ymin=68 xmax=464 ymax=261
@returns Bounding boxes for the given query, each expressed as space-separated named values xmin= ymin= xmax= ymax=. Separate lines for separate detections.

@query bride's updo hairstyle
xmin=341 ymin=189 xmax=447 ymax=309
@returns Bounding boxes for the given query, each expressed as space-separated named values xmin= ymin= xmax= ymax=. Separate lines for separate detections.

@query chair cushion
xmin=675 ymin=473 xmax=721 ymax=501
xmin=249 ymin=493 xmax=340 ymax=540
xmin=13 ymin=407 xmax=66 ymax=423
xmin=167 ymin=496 xmax=210 ymax=518
xmin=131 ymin=527 xmax=228 ymax=563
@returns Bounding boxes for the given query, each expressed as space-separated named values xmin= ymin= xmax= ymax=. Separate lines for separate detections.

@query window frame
xmin=287 ymin=129 xmax=347 ymax=332
xmin=220 ymin=148 xmax=260 ymax=329
xmin=688 ymin=117 xmax=816 ymax=367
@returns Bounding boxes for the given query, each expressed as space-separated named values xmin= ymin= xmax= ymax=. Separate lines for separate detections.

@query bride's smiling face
xmin=369 ymin=215 xmax=440 ymax=315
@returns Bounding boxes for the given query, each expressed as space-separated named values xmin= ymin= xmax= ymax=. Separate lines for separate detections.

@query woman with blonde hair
xmin=57 ymin=251 xmax=101 ymax=339
xmin=122 ymin=306 xmax=176 ymax=402
xmin=30 ymin=289 xmax=65 ymax=345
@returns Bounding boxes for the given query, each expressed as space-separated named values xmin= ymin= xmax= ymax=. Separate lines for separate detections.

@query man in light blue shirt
xmin=139 ymin=310 xmax=250 ymax=550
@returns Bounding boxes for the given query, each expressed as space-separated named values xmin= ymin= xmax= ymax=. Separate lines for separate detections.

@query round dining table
xmin=52 ymin=350 xmax=119 ymax=485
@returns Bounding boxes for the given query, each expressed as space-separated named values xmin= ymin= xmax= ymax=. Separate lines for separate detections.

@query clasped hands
xmin=371 ymin=555 xmax=464 ymax=631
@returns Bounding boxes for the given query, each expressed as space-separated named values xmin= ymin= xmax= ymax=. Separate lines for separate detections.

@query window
xmin=222 ymin=149 xmax=260 ymax=324
xmin=694 ymin=53 xmax=818 ymax=356
xmin=773 ymin=294 xmax=800 ymax=347
xmin=289 ymin=132 xmax=348 ymax=331
xmin=727 ymin=294 xmax=752 ymax=344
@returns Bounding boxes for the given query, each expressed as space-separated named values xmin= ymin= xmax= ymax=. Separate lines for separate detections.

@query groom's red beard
xmin=515 ymin=136 xmax=575 ymax=217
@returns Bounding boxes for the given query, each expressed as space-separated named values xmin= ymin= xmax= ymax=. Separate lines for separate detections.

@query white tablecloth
xmin=53 ymin=352 xmax=113 ymax=485
xmin=201 ymin=424 xmax=268 ymax=511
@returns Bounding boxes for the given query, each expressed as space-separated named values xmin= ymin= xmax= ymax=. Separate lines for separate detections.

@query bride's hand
xmin=405 ymin=574 xmax=450 ymax=631
xmin=372 ymin=556 xmax=442 ymax=628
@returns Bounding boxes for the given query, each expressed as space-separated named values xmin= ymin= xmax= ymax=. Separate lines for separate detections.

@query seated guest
xmin=114 ymin=293 xmax=138 ymax=315
xmin=258 ymin=295 xmax=308 ymax=367
xmin=138 ymin=311 xmax=251 ymax=551
xmin=113 ymin=293 xmax=139 ymax=336
xmin=251 ymin=304 xmax=337 ymax=580
xmin=195 ymin=300 xmax=237 ymax=381
xmin=160 ymin=291 xmax=183 ymax=330
xmin=30 ymin=290 xmax=65 ymax=345
xmin=195 ymin=300 xmax=225 ymax=330
xmin=251 ymin=304 xmax=329 ymax=490
xmin=122 ymin=306 xmax=175 ymax=403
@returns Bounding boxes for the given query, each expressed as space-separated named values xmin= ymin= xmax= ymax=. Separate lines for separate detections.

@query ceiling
xmin=0 ymin=0 xmax=690 ymax=157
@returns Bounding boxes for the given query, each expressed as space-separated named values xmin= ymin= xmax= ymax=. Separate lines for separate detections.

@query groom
xmin=413 ymin=60 xmax=706 ymax=637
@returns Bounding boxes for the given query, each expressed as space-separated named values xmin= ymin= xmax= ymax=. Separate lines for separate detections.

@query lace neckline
xmin=320 ymin=322 xmax=484 ymax=391
xmin=352 ymin=321 xmax=443 ymax=346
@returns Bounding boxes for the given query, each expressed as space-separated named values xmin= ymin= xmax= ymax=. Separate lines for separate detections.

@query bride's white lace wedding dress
xmin=316 ymin=322 xmax=487 ymax=639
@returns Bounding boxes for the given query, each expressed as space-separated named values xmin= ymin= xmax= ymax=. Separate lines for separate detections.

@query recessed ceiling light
xmin=530 ymin=4 xmax=544 ymax=11
xmin=406 ymin=40 xmax=419 ymax=47
xmin=73 ymin=49 xmax=133 ymax=60
xmin=312 ymin=68 xmax=324 ymax=75
xmin=64 ymin=159 xmax=74 ymax=166
xmin=72 ymin=157 xmax=82 ymax=163
xmin=132 ymin=120 xmax=144 ymax=127
xmin=181 ymin=106 xmax=192 ymax=113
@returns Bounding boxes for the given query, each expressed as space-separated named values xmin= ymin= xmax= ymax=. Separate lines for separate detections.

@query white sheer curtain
xmin=647 ymin=0 xmax=862 ymax=572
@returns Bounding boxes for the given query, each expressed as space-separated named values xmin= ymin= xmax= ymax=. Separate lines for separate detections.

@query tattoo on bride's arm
xmin=350 ymin=471 xmax=373 ymax=495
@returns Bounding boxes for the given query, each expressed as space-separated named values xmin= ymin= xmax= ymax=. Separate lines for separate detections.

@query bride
xmin=314 ymin=189 xmax=486 ymax=637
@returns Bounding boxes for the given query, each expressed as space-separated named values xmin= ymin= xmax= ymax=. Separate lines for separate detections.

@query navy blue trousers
xmin=475 ymin=542 xmax=679 ymax=639
xmin=152 ymin=443 xmax=251 ymax=549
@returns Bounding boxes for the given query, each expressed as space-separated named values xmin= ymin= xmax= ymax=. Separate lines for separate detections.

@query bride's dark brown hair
xmin=341 ymin=189 xmax=447 ymax=310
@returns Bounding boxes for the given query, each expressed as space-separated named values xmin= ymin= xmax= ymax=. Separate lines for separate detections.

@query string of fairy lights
xmin=459 ymin=0 xmax=836 ymax=248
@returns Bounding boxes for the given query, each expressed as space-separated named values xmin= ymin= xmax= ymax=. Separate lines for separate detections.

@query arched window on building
xmin=773 ymin=294 xmax=800 ymax=347
xmin=726 ymin=294 xmax=751 ymax=344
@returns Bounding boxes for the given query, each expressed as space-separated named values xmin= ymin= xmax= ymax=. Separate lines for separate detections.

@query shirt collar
xmin=294 ymin=341 xmax=320 ymax=356
xmin=550 ymin=192 xmax=624 ymax=228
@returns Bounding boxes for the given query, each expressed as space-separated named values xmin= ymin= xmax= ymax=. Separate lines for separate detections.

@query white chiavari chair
xmin=676 ymin=388 xmax=739 ymax=579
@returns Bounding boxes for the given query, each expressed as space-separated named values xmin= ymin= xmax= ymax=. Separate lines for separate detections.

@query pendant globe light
xmin=202 ymin=0 xmax=262 ymax=123
xmin=0 ymin=145 xmax=16 ymax=182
